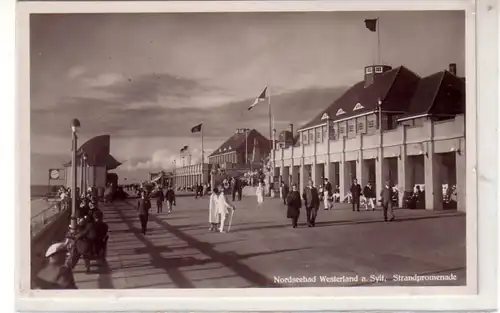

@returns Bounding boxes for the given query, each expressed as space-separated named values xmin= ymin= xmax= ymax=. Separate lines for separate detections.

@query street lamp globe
xmin=71 ymin=118 xmax=81 ymax=133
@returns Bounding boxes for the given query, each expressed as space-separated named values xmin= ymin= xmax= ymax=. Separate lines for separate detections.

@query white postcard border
xmin=15 ymin=0 xmax=498 ymax=311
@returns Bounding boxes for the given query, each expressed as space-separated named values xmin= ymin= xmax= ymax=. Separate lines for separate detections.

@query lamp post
xmin=173 ymin=160 xmax=177 ymax=189
xmin=83 ymin=154 xmax=87 ymax=195
xmin=70 ymin=118 xmax=80 ymax=234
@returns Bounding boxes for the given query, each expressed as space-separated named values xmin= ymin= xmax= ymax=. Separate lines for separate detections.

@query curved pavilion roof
xmin=64 ymin=134 xmax=121 ymax=170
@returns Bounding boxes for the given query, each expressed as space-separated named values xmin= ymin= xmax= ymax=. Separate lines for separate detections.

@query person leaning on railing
xmin=35 ymin=243 xmax=77 ymax=289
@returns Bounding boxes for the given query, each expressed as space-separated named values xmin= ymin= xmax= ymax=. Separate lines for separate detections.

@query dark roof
xmin=298 ymin=66 xmax=421 ymax=131
xmin=209 ymin=129 xmax=269 ymax=158
xmin=398 ymin=70 xmax=465 ymax=120
xmin=64 ymin=134 xmax=121 ymax=170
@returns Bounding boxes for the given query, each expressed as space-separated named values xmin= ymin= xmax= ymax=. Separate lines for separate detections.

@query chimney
xmin=289 ymin=123 xmax=294 ymax=134
xmin=364 ymin=65 xmax=392 ymax=88
xmin=449 ymin=63 xmax=457 ymax=76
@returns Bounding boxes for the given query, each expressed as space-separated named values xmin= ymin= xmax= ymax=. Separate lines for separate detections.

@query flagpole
xmin=268 ymin=86 xmax=272 ymax=155
xmin=201 ymin=123 xmax=204 ymax=165
xmin=377 ymin=18 xmax=381 ymax=64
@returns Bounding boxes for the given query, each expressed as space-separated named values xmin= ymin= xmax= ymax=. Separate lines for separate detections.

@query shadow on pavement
xmin=114 ymin=200 xmax=305 ymax=287
xmin=113 ymin=206 xmax=196 ymax=288
xmin=232 ymin=212 xmax=464 ymax=232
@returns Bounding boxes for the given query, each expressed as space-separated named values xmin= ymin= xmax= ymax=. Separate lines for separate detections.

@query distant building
xmin=63 ymin=134 xmax=121 ymax=191
xmin=208 ymin=128 xmax=271 ymax=167
xmin=273 ymin=63 xmax=466 ymax=212
xmin=172 ymin=129 xmax=272 ymax=188
xmin=149 ymin=171 xmax=174 ymax=187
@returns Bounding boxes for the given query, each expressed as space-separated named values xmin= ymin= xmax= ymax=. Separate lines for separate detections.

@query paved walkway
xmin=72 ymin=196 xmax=466 ymax=288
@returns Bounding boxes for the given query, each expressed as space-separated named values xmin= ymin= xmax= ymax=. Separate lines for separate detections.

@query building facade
xmin=273 ymin=64 xmax=466 ymax=212
xmin=173 ymin=163 xmax=211 ymax=188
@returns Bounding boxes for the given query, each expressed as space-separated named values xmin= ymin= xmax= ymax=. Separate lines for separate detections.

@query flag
xmin=191 ymin=123 xmax=202 ymax=133
xmin=180 ymin=145 xmax=188 ymax=152
xmin=248 ymin=87 xmax=268 ymax=111
xmin=364 ymin=18 xmax=377 ymax=32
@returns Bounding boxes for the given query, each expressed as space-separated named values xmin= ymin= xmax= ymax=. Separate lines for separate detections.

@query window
xmin=339 ymin=126 xmax=345 ymax=135
xmin=330 ymin=124 xmax=336 ymax=140
xmin=308 ymin=130 xmax=314 ymax=142
xmin=375 ymin=66 xmax=383 ymax=73
xmin=365 ymin=67 xmax=373 ymax=74
xmin=357 ymin=122 xmax=365 ymax=133
xmin=322 ymin=126 xmax=327 ymax=140
xmin=315 ymin=128 xmax=322 ymax=143
xmin=368 ymin=120 xmax=375 ymax=128
xmin=302 ymin=133 xmax=308 ymax=145
xmin=348 ymin=124 xmax=355 ymax=133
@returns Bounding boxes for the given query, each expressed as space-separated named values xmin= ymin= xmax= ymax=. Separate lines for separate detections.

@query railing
xmin=31 ymin=199 xmax=66 ymax=238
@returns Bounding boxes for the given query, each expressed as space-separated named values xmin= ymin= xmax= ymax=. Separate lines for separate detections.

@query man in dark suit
xmin=137 ymin=191 xmax=151 ymax=234
xmin=231 ymin=178 xmax=240 ymax=202
xmin=302 ymin=180 xmax=320 ymax=227
xmin=156 ymin=188 xmax=165 ymax=213
xmin=350 ymin=178 xmax=362 ymax=212
xmin=165 ymin=186 xmax=176 ymax=213
xmin=380 ymin=180 xmax=395 ymax=222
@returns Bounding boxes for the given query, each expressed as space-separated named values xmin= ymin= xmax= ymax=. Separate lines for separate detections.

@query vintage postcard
xmin=16 ymin=0 xmax=498 ymax=311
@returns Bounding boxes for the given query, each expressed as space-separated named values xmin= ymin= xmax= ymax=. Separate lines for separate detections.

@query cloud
xmin=82 ymin=73 xmax=125 ymax=88
xmin=67 ymin=66 xmax=86 ymax=79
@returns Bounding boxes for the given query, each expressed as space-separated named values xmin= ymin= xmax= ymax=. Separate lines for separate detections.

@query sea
xmin=30 ymin=185 xmax=64 ymax=223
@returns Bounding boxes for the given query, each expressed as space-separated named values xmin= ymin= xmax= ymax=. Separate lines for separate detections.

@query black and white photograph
xmin=18 ymin=3 xmax=476 ymax=296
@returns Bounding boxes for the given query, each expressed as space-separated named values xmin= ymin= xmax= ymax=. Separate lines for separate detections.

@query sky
xmin=29 ymin=10 xmax=465 ymax=184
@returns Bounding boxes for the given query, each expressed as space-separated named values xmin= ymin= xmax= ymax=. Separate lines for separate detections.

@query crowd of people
xmin=280 ymin=177 xmax=399 ymax=228
xmin=36 ymin=188 xmax=110 ymax=289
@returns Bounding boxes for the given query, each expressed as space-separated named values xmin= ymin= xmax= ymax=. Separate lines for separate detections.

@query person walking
xmin=156 ymin=187 xmax=165 ymax=213
xmin=302 ymin=180 xmax=320 ymax=227
xmin=286 ymin=184 xmax=302 ymax=228
xmin=381 ymin=180 xmax=396 ymax=222
xmin=256 ymin=181 xmax=265 ymax=209
xmin=231 ymin=177 xmax=239 ymax=202
xmin=217 ymin=186 xmax=236 ymax=233
xmin=363 ymin=182 xmax=376 ymax=211
xmin=165 ymin=186 xmax=176 ymax=213
xmin=35 ymin=243 xmax=77 ymax=289
xmin=208 ymin=187 xmax=220 ymax=231
xmin=236 ymin=178 xmax=244 ymax=201
xmin=137 ymin=191 xmax=151 ymax=234
xmin=350 ymin=178 xmax=362 ymax=212
xmin=323 ymin=178 xmax=333 ymax=210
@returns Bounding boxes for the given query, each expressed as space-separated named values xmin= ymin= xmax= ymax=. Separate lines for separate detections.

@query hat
xmin=45 ymin=242 xmax=67 ymax=257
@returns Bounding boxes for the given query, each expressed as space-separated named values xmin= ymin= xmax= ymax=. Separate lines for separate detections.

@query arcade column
xmin=397 ymin=147 xmax=411 ymax=207
xmin=311 ymin=160 xmax=323 ymax=188
xmin=424 ymin=145 xmax=443 ymax=210
xmin=291 ymin=165 xmax=299 ymax=187
xmin=456 ymin=151 xmax=466 ymax=212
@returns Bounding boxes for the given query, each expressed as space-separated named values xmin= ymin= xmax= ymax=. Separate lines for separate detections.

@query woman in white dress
xmin=256 ymin=181 xmax=264 ymax=209
xmin=208 ymin=187 xmax=220 ymax=232
xmin=217 ymin=187 xmax=235 ymax=233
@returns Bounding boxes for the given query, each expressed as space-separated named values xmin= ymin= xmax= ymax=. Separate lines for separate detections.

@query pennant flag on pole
xmin=180 ymin=145 xmax=188 ymax=152
xmin=191 ymin=123 xmax=202 ymax=133
xmin=248 ymin=87 xmax=268 ymax=111
xmin=364 ymin=18 xmax=377 ymax=32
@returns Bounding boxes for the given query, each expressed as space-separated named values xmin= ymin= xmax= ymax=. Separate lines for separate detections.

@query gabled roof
xmin=398 ymin=70 xmax=465 ymax=121
xmin=298 ymin=66 xmax=421 ymax=131
xmin=209 ymin=129 xmax=269 ymax=158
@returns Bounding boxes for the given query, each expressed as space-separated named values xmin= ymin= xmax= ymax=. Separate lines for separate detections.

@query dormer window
xmin=375 ymin=66 xmax=383 ymax=73
xmin=365 ymin=67 xmax=373 ymax=74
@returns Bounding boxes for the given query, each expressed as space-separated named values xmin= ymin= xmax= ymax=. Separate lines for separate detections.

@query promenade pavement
xmin=72 ymin=195 xmax=466 ymax=288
